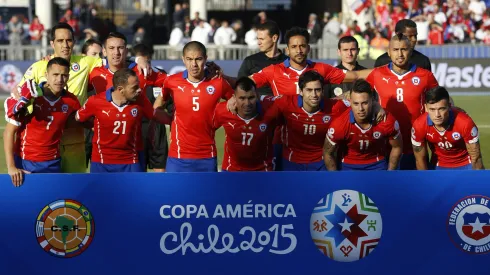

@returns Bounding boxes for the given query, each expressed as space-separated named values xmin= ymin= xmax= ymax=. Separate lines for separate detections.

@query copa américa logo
xmin=447 ymin=195 xmax=490 ymax=254
xmin=310 ymin=190 xmax=382 ymax=262
xmin=35 ymin=199 xmax=95 ymax=258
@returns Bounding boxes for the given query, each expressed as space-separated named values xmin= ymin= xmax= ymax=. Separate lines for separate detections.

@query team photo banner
xmin=0 ymin=171 xmax=488 ymax=274
xmin=1 ymin=59 xmax=490 ymax=95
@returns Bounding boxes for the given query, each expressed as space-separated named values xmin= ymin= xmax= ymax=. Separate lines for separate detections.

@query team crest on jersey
xmin=452 ymin=132 xmax=461 ymax=141
xmin=342 ymin=99 xmax=351 ymax=107
xmin=310 ymin=190 xmax=383 ymax=262
xmin=394 ymin=121 xmax=400 ymax=131
xmin=373 ymin=131 xmax=381 ymax=139
xmin=62 ymin=104 xmax=69 ymax=113
xmin=323 ymin=115 xmax=331 ymax=123
xmin=206 ymin=85 xmax=215 ymax=95
xmin=412 ymin=76 xmax=420 ymax=86
xmin=259 ymin=123 xmax=267 ymax=132
xmin=35 ymin=199 xmax=95 ymax=258
xmin=447 ymin=195 xmax=490 ymax=254
xmin=471 ymin=127 xmax=478 ymax=137
xmin=131 ymin=108 xmax=138 ymax=117
xmin=71 ymin=63 xmax=80 ymax=72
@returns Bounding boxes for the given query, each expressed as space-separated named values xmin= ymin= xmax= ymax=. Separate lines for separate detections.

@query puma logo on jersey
xmin=427 ymin=133 xmax=434 ymax=138
xmin=228 ymin=122 xmax=236 ymax=129
xmin=35 ymin=104 xmax=42 ymax=110
xmin=283 ymin=72 xmax=291 ymax=79
xmin=102 ymin=110 xmax=110 ymax=117
xmin=291 ymin=113 xmax=299 ymax=120
xmin=178 ymin=86 xmax=185 ymax=92
xmin=101 ymin=74 xmax=107 ymax=80
xmin=382 ymin=77 xmax=390 ymax=83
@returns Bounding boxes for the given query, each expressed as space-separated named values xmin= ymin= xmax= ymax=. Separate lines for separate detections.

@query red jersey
xmin=76 ymin=89 xmax=154 ymax=164
xmin=89 ymin=64 xmax=167 ymax=95
xmin=269 ymin=95 xmax=350 ymax=163
xmin=250 ymin=59 xmax=346 ymax=96
xmin=9 ymin=88 xmax=80 ymax=162
xmin=213 ymin=101 xmax=278 ymax=171
xmin=366 ymin=63 xmax=438 ymax=154
xmin=327 ymin=109 xmax=401 ymax=165
xmin=411 ymin=109 xmax=479 ymax=168
xmin=162 ymin=71 xmax=234 ymax=159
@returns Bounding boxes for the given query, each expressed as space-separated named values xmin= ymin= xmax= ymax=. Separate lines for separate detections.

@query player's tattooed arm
xmin=466 ymin=142 xmax=485 ymax=170
xmin=388 ymin=136 xmax=403 ymax=170
xmin=412 ymin=144 xmax=429 ymax=170
xmin=323 ymin=137 xmax=338 ymax=171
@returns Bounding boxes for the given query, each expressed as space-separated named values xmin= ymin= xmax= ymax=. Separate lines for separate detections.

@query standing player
xmin=76 ymin=69 xmax=170 ymax=173
xmin=4 ymin=58 xmax=80 ymax=186
xmin=81 ymin=39 xmax=103 ymax=58
xmin=267 ymin=70 xmax=350 ymax=171
xmin=324 ymin=79 xmax=402 ymax=171
xmin=365 ymin=34 xmax=439 ymax=169
xmin=161 ymin=41 xmax=234 ymax=172
xmin=411 ymin=87 xmax=484 ymax=170
xmin=18 ymin=24 xmax=149 ymax=173
xmin=213 ymin=77 xmax=279 ymax=171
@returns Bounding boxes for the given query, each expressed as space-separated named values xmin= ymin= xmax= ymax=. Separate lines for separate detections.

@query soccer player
xmin=81 ymin=39 xmax=103 ymax=58
xmin=237 ymin=21 xmax=287 ymax=97
xmin=76 ymin=68 xmax=170 ymax=173
xmin=3 ymin=58 xmax=80 ymax=186
xmin=213 ymin=77 xmax=279 ymax=171
xmin=365 ymin=34 xmax=439 ymax=169
xmin=18 ymin=24 xmax=149 ymax=173
xmin=411 ymin=86 xmax=484 ymax=170
xmin=324 ymin=79 xmax=403 ymax=171
xmin=325 ymin=36 xmax=367 ymax=98
xmin=374 ymin=19 xmax=432 ymax=71
xmin=161 ymin=41 xmax=234 ymax=172
xmin=266 ymin=70 xmax=350 ymax=171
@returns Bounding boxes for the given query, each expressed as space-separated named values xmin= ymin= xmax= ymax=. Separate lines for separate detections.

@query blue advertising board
xmin=0 ymin=171 xmax=489 ymax=274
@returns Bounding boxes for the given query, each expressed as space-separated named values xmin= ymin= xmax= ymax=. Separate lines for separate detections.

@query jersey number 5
xmin=193 ymin=97 xmax=199 ymax=111
xmin=113 ymin=121 xmax=127 ymax=134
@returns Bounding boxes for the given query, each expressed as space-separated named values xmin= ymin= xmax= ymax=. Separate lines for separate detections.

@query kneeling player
xmin=76 ymin=68 xmax=170 ymax=173
xmin=324 ymin=79 xmax=402 ymax=170
xmin=411 ymin=86 xmax=484 ymax=170
xmin=213 ymin=77 xmax=279 ymax=171
xmin=3 ymin=58 xmax=80 ymax=186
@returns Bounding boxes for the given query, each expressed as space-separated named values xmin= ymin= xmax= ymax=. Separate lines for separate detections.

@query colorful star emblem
xmin=325 ymin=204 xmax=368 ymax=247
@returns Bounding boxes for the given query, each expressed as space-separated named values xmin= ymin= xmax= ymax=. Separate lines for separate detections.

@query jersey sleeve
xmin=212 ymin=103 xmax=226 ymax=130
xmin=70 ymin=94 xmax=82 ymax=112
xmin=250 ymin=65 xmax=273 ymax=88
xmin=326 ymin=118 xmax=347 ymax=145
xmin=76 ymin=97 xmax=95 ymax=122
xmin=365 ymin=69 xmax=376 ymax=87
xmin=162 ymin=78 xmax=172 ymax=101
xmin=221 ymin=79 xmax=234 ymax=100
xmin=385 ymin=114 xmax=401 ymax=140
xmin=462 ymin=116 xmax=479 ymax=144
xmin=331 ymin=99 xmax=351 ymax=117
xmin=426 ymin=72 xmax=439 ymax=89
xmin=322 ymin=63 xmax=346 ymax=85
xmin=410 ymin=117 xmax=426 ymax=147
xmin=141 ymin=95 xmax=155 ymax=119
xmin=18 ymin=61 xmax=46 ymax=87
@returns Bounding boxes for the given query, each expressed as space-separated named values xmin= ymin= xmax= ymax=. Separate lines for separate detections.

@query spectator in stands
xmin=133 ymin=27 xmax=145 ymax=46
xmin=323 ymin=13 xmax=341 ymax=36
xmin=245 ymin=25 xmax=258 ymax=48
xmin=0 ymin=16 xmax=7 ymax=45
xmin=232 ymin=20 xmax=245 ymax=44
xmin=446 ymin=18 xmax=465 ymax=43
xmin=307 ymin=13 xmax=322 ymax=44
xmin=363 ymin=22 xmax=376 ymax=42
xmin=253 ymin=11 xmax=267 ymax=26
xmin=60 ymin=10 xmax=80 ymax=41
xmin=214 ymin=20 xmax=236 ymax=46
xmin=469 ymin=0 xmax=487 ymax=29
xmin=191 ymin=20 xmax=210 ymax=45
xmin=434 ymin=4 xmax=448 ymax=26
xmin=169 ymin=24 xmax=184 ymax=46
xmin=427 ymin=23 xmax=444 ymax=45
xmin=182 ymin=2 xmax=190 ymax=17
xmin=183 ymin=16 xmax=193 ymax=38
xmin=370 ymin=29 xmax=390 ymax=51
xmin=376 ymin=0 xmax=390 ymax=29
xmin=391 ymin=5 xmax=408 ymax=27
xmin=173 ymin=3 xmax=184 ymax=30
xmin=133 ymin=11 xmax=155 ymax=49
xmin=192 ymin=11 xmax=203 ymax=27
xmin=208 ymin=18 xmax=219 ymax=43
xmin=8 ymin=15 xmax=23 ymax=60
xmin=29 ymin=16 xmax=45 ymax=46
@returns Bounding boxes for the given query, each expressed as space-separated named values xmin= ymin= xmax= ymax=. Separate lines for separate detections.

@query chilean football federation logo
xmin=412 ymin=76 xmax=420 ymax=85
xmin=35 ymin=199 xmax=95 ymax=258
xmin=323 ymin=115 xmax=331 ymax=123
xmin=131 ymin=108 xmax=138 ymax=117
xmin=447 ymin=195 xmax=490 ymax=254
xmin=259 ymin=123 xmax=267 ymax=132
xmin=310 ymin=190 xmax=382 ymax=262
xmin=452 ymin=132 xmax=461 ymax=141
xmin=206 ymin=85 xmax=215 ymax=95
xmin=62 ymin=104 xmax=69 ymax=113
xmin=71 ymin=63 xmax=80 ymax=72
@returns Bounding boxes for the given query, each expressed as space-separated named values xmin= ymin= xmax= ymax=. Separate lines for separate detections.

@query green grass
xmin=1 ymin=95 xmax=489 ymax=173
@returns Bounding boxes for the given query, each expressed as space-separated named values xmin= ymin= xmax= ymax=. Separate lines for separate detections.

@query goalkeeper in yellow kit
xmin=18 ymin=23 xmax=150 ymax=173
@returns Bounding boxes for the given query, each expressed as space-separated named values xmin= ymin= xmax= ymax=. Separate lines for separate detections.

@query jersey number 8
xmin=396 ymin=88 xmax=403 ymax=102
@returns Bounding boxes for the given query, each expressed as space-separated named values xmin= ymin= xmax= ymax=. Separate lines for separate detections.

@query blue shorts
xmin=14 ymin=155 xmax=61 ymax=173
xmin=342 ymin=160 xmax=388 ymax=171
xmin=273 ymin=144 xmax=283 ymax=171
xmin=282 ymin=159 xmax=326 ymax=171
xmin=138 ymin=151 xmax=147 ymax=172
xmin=166 ymin=157 xmax=217 ymax=172
xmin=90 ymin=162 xmax=143 ymax=173
xmin=399 ymin=154 xmax=416 ymax=170
xmin=435 ymin=164 xmax=472 ymax=170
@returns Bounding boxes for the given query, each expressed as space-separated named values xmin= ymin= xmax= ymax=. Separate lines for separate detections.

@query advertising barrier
xmin=1 ymin=59 xmax=490 ymax=95
xmin=0 ymin=171 xmax=489 ymax=274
